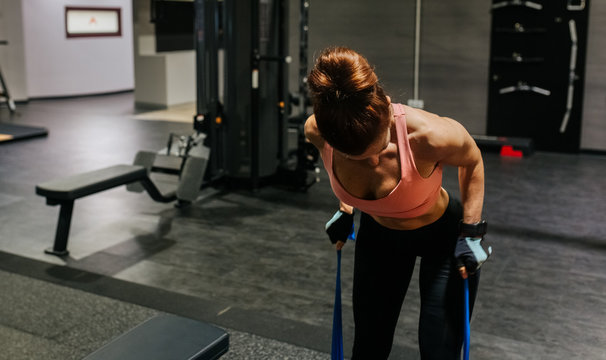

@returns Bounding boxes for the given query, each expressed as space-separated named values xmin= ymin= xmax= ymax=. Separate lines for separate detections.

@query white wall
xmin=0 ymin=0 xmax=28 ymax=101
xmin=132 ymin=0 xmax=195 ymax=108
xmin=21 ymin=0 xmax=134 ymax=98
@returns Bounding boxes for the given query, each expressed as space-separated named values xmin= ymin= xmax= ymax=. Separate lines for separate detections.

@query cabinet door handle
xmin=560 ymin=20 xmax=578 ymax=134
xmin=567 ymin=0 xmax=585 ymax=11
xmin=492 ymin=1 xmax=543 ymax=10
xmin=499 ymin=83 xmax=551 ymax=96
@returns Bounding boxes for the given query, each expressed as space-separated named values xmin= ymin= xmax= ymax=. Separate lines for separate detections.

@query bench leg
xmin=44 ymin=200 xmax=74 ymax=256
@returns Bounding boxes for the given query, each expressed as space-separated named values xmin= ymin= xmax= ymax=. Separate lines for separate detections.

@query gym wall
xmin=294 ymin=0 xmax=604 ymax=152
xmin=581 ymin=1 xmax=606 ymax=152
xmin=294 ymin=0 xmax=491 ymax=135
xmin=18 ymin=0 xmax=134 ymax=99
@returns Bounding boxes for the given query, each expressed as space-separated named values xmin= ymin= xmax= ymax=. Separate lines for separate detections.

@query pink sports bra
xmin=321 ymin=103 xmax=443 ymax=219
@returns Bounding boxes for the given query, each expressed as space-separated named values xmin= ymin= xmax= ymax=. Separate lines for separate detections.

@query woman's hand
xmin=325 ymin=206 xmax=355 ymax=248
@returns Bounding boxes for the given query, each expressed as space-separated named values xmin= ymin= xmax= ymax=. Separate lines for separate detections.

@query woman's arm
xmin=436 ymin=119 xmax=484 ymax=224
xmin=408 ymin=108 xmax=487 ymax=278
xmin=306 ymin=115 xmax=355 ymax=250
xmin=305 ymin=114 xmax=357 ymax=216
xmin=304 ymin=115 xmax=325 ymax=150
xmin=335 ymin=201 xmax=355 ymax=250
xmin=407 ymin=108 xmax=484 ymax=223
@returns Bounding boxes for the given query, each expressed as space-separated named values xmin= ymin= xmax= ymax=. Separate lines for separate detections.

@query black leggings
xmin=352 ymin=197 xmax=480 ymax=360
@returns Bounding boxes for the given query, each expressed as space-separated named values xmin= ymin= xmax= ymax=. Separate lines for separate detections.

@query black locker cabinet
xmin=487 ymin=0 xmax=590 ymax=152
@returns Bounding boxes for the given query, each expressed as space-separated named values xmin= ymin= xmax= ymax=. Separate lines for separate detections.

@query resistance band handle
xmin=463 ymin=278 xmax=470 ymax=360
xmin=331 ymin=250 xmax=344 ymax=360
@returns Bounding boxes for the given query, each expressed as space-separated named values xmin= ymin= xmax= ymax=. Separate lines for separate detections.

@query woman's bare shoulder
xmin=402 ymin=105 xmax=439 ymax=142
xmin=403 ymin=105 xmax=470 ymax=161
xmin=304 ymin=115 xmax=325 ymax=149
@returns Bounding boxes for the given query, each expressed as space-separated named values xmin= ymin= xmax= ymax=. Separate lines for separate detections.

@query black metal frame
xmin=194 ymin=0 xmax=222 ymax=177
xmin=251 ymin=0 xmax=261 ymax=189
xmin=190 ymin=0 xmax=315 ymax=191
xmin=0 ymin=40 xmax=15 ymax=113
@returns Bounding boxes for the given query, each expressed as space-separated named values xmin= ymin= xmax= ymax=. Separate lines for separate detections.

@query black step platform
xmin=0 ymin=123 xmax=48 ymax=143
xmin=472 ymin=135 xmax=534 ymax=157
xmin=83 ymin=314 xmax=229 ymax=360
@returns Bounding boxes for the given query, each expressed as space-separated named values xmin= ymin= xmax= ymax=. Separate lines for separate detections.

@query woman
xmin=305 ymin=47 xmax=491 ymax=359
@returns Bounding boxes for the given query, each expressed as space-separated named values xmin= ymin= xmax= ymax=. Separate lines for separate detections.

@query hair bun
xmin=308 ymin=46 xmax=378 ymax=105
xmin=307 ymin=47 xmax=390 ymax=155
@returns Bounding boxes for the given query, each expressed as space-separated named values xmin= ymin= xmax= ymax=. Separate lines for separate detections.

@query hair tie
xmin=334 ymin=89 xmax=349 ymax=102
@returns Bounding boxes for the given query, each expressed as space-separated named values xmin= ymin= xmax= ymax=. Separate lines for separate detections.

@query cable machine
xmin=190 ymin=0 xmax=316 ymax=191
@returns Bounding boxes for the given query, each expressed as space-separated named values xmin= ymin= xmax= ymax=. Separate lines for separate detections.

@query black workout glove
xmin=325 ymin=210 xmax=355 ymax=244
xmin=455 ymin=220 xmax=492 ymax=275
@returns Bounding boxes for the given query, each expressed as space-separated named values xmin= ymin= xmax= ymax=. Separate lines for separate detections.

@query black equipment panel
xmin=487 ymin=1 xmax=590 ymax=152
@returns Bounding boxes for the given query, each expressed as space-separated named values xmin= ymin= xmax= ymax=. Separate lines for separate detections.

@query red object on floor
xmin=500 ymin=145 xmax=523 ymax=157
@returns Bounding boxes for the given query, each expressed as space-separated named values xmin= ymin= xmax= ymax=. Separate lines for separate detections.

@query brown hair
xmin=307 ymin=47 xmax=390 ymax=155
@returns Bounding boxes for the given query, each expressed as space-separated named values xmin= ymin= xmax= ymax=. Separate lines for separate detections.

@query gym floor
xmin=1 ymin=93 xmax=606 ymax=359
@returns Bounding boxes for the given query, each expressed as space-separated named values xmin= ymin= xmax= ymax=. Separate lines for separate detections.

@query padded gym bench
xmin=83 ymin=314 xmax=229 ymax=360
xmin=36 ymin=164 xmax=176 ymax=256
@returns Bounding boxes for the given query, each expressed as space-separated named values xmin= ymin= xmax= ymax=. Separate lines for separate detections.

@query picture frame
xmin=65 ymin=7 xmax=122 ymax=38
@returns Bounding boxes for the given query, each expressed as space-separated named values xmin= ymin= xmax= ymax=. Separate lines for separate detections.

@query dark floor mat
xmin=0 ymin=123 xmax=48 ymax=143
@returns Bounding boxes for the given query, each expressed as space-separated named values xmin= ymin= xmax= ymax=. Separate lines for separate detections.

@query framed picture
xmin=65 ymin=7 xmax=122 ymax=38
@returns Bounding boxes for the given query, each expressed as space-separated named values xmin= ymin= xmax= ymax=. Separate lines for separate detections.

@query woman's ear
xmin=386 ymin=95 xmax=391 ymax=104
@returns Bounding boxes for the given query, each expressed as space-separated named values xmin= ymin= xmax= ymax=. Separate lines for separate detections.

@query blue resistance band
xmin=331 ymin=250 xmax=344 ymax=360
xmin=463 ymin=277 xmax=470 ymax=360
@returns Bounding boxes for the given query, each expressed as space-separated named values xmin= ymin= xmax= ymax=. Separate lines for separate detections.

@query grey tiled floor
xmin=0 ymin=269 xmax=329 ymax=360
